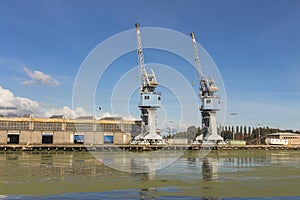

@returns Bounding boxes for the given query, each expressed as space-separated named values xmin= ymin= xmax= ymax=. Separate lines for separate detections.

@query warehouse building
xmin=0 ymin=115 xmax=141 ymax=145
xmin=265 ymin=132 xmax=300 ymax=145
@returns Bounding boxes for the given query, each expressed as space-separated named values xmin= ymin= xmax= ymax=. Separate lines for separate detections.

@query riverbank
xmin=1 ymin=144 xmax=300 ymax=151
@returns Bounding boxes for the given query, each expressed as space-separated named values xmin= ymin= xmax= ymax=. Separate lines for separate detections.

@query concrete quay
xmin=1 ymin=144 xmax=300 ymax=151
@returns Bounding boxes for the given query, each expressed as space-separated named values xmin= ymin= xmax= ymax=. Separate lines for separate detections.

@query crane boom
xmin=135 ymin=23 xmax=147 ymax=88
xmin=190 ymin=32 xmax=203 ymax=82
xmin=135 ymin=23 xmax=158 ymax=93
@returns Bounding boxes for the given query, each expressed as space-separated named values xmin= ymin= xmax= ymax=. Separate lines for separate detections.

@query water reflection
xmin=139 ymin=188 xmax=158 ymax=199
xmin=202 ymin=157 xmax=218 ymax=181
xmin=1 ymin=150 xmax=300 ymax=198
xmin=93 ymin=150 xmax=185 ymax=173
xmin=6 ymin=154 xmax=18 ymax=161
xmin=40 ymin=154 xmax=53 ymax=168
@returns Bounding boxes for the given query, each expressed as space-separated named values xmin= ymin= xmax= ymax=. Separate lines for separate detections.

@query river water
xmin=0 ymin=149 xmax=300 ymax=199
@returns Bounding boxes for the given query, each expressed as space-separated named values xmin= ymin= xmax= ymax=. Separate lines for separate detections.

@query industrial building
xmin=265 ymin=132 xmax=300 ymax=145
xmin=0 ymin=115 xmax=141 ymax=145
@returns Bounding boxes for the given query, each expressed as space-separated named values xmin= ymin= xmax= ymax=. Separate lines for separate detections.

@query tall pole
xmin=230 ymin=113 xmax=237 ymax=140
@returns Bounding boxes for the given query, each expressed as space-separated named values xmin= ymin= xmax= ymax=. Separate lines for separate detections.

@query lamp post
xmin=230 ymin=113 xmax=237 ymax=140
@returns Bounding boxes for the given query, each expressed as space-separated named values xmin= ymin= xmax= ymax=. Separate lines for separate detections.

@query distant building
xmin=23 ymin=114 xmax=34 ymax=118
xmin=0 ymin=116 xmax=141 ymax=145
xmin=165 ymin=138 xmax=188 ymax=145
xmin=50 ymin=115 xmax=67 ymax=119
xmin=265 ymin=132 xmax=300 ymax=145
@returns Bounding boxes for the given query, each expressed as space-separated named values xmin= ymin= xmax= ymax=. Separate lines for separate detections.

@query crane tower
xmin=134 ymin=23 xmax=163 ymax=142
xmin=190 ymin=32 xmax=223 ymax=143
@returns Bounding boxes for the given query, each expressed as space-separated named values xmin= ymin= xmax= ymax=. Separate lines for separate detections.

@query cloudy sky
xmin=0 ymin=0 xmax=300 ymax=130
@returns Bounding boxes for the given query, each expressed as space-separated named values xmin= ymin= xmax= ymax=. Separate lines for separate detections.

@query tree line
xmin=164 ymin=125 xmax=298 ymax=143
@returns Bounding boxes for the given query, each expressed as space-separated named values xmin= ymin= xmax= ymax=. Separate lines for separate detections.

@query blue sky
xmin=0 ymin=0 xmax=300 ymax=130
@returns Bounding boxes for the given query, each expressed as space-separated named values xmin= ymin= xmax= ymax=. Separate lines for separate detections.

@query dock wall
xmin=1 ymin=144 xmax=300 ymax=151
xmin=0 ymin=130 xmax=6 ymax=144
xmin=20 ymin=131 xmax=37 ymax=144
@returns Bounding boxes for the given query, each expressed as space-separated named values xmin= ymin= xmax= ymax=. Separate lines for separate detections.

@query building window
xmin=20 ymin=122 xmax=30 ymax=130
xmin=0 ymin=121 xmax=7 ymax=130
xmin=34 ymin=122 xmax=62 ymax=131
xmin=66 ymin=123 xmax=76 ymax=131
xmin=7 ymin=122 xmax=30 ymax=130
xmin=144 ymin=96 xmax=149 ymax=100
xmin=97 ymin=124 xmax=104 ymax=131
xmin=73 ymin=123 xmax=93 ymax=132
xmin=158 ymin=97 xmax=161 ymax=101
xmin=123 ymin=124 xmax=131 ymax=132
xmin=0 ymin=121 xmax=30 ymax=130
xmin=100 ymin=123 xmax=123 ymax=132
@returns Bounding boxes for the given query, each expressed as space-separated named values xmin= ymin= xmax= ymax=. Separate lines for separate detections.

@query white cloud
xmin=99 ymin=112 xmax=139 ymax=121
xmin=45 ymin=106 xmax=90 ymax=119
xmin=0 ymin=86 xmax=90 ymax=118
xmin=22 ymin=67 xmax=59 ymax=86
xmin=0 ymin=86 xmax=40 ymax=116
xmin=100 ymin=112 xmax=120 ymax=118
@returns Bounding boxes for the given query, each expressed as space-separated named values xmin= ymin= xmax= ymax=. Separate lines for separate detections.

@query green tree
xmin=221 ymin=130 xmax=233 ymax=140
xmin=186 ymin=126 xmax=198 ymax=141
xmin=236 ymin=126 xmax=239 ymax=134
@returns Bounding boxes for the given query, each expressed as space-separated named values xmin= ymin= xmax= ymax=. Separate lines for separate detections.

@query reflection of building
xmin=0 ymin=115 xmax=141 ymax=145
xmin=265 ymin=133 xmax=300 ymax=145
xmin=1 ymin=152 xmax=129 ymax=182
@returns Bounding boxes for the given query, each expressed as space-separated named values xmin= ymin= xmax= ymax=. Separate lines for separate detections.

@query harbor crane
xmin=134 ymin=23 xmax=164 ymax=143
xmin=190 ymin=32 xmax=224 ymax=143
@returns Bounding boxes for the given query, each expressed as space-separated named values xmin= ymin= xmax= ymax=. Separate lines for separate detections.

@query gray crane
xmin=133 ymin=23 xmax=164 ymax=143
xmin=190 ymin=32 xmax=223 ymax=143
